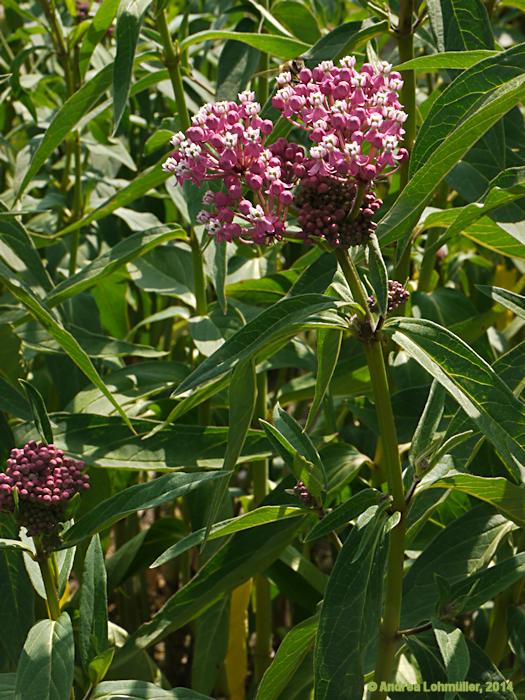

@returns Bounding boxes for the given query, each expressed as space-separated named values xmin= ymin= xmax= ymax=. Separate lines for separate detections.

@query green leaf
xmin=16 ymin=63 xmax=113 ymax=198
xmin=18 ymin=380 xmax=53 ymax=445
xmin=460 ymin=639 xmax=517 ymax=700
xmin=202 ymin=359 xmax=257 ymax=547
xmin=14 ymin=613 xmax=74 ymax=700
xmin=114 ymin=517 xmax=305 ymax=664
xmin=433 ymin=621 xmax=470 ymax=700
xmin=91 ymin=682 xmax=212 ymax=699
xmin=79 ymin=0 xmax=120 ymax=75
xmin=367 ymin=233 xmax=388 ymax=317
xmin=0 ymin=263 xmax=134 ymax=432
xmin=152 ymin=506 xmax=305 ymax=568
xmin=0 ymin=675 xmax=15 ymax=699
xmin=172 ymin=295 xmax=341 ymax=396
xmin=261 ymin=403 xmax=326 ymax=499
xmin=271 ymin=1 xmax=321 ymax=44
xmin=305 ymin=328 xmax=342 ymax=431
xmin=409 ymin=381 xmax=445 ymax=470
xmin=385 ymin=317 xmax=525 ymax=480
xmin=428 ymin=474 xmax=525 ymax=528
xmin=55 ymin=163 xmax=169 ymax=238
xmin=314 ymin=507 xmax=390 ymax=700
xmin=180 ymin=31 xmax=310 ymax=60
xmin=477 ymin=286 xmax=525 ymax=320
xmin=0 ymin=539 xmax=35 ymax=555
xmin=508 ymin=607 xmax=525 ymax=674
xmin=47 ymin=227 xmax=185 ymax=307
xmin=401 ymin=505 xmax=513 ymax=628
xmin=427 ymin=0 xmax=494 ymax=53
xmin=79 ymin=536 xmax=109 ymax=670
xmin=216 ymin=18 xmax=261 ymax=101
xmin=256 ymin=615 xmax=317 ymax=700
xmin=305 ymin=488 xmax=383 ymax=543
xmin=395 ymin=50 xmax=499 ymax=71
xmin=377 ymin=44 xmax=525 ymax=246
xmin=61 ymin=471 xmax=224 ymax=547
xmin=303 ymin=20 xmax=388 ymax=62
xmin=462 ymin=218 xmax=525 ymax=259
xmin=113 ymin=0 xmax=152 ymax=132
xmin=0 ymin=218 xmax=53 ymax=292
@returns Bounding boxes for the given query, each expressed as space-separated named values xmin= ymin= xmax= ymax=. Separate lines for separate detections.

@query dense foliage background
xmin=0 ymin=0 xmax=524 ymax=699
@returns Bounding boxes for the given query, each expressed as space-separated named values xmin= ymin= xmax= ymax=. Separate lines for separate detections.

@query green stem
xmin=37 ymin=549 xmax=61 ymax=621
xmin=156 ymin=5 xmax=190 ymax=130
xmin=417 ymin=229 xmax=440 ymax=292
xmin=252 ymin=372 xmax=272 ymax=682
xmin=485 ymin=589 xmax=512 ymax=665
xmin=397 ymin=0 xmax=416 ymax=191
xmin=336 ymin=250 xmax=405 ymax=697
xmin=257 ymin=0 xmax=270 ymax=104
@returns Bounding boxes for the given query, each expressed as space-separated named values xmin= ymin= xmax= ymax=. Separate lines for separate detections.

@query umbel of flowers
xmin=162 ymin=56 xmax=407 ymax=247
xmin=0 ymin=441 xmax=90 ymax=537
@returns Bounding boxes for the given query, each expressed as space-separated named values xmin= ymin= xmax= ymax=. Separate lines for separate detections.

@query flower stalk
xmin=397 ymin=0 xmax=416 ymax=190
xmin=36 ymin=544 xmax=61 ymax=621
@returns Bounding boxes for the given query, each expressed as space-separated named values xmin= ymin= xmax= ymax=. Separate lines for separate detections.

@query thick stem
xmin=37 ymin=549 xmax=61 ymax=621
xmin=397 ymin=0 xmax=416 ymax=190
xmin=252 ymin=373 xmax=272 ymax=682
xmin=336 ymin=250 xmax=406 ymax=695
xmin=156 ymin=6 xmax=190 ymax=130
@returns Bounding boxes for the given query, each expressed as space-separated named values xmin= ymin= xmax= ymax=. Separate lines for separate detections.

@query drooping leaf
xmin=395 ymin=50 xmax=499 ymax=71
xmin=18 ymin=380 xmax=53 ymax=445
xmin=385 ymin=317 xmax=525 ymax=480
xmin=91 ymin=682 xmax=213 ymax=699
xmin=14 ymin=613 xmax=74 ymax=700
xmin=180 ymin=30 xmax=310 ymax=59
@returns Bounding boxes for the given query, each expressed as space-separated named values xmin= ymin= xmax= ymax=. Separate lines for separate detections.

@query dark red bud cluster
xmin=0 ymin=441 xmax=89 ymax=536
xmin=295 ymin=175 xmax=382 ymax=248
xmin=368 ymin=279 xmax=410 ymax=313
xmin=292 ymin=480 xmax=315 ymax=507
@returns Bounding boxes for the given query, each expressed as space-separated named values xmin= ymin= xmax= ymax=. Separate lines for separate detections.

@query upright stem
xmin=336 ymin=249 xmax=406 ymax=697
xmin=252 ymin=373 xmax=272 ymax=682
xmin=257 ymin=0 xmax=270 ymax=104
xmin=156 ymin=5 xmax=207 ymax=317
xmin=36 ymin=546 xmax=61 ymax=621
xmin=397 ymin=0 xmax=416 ymax=190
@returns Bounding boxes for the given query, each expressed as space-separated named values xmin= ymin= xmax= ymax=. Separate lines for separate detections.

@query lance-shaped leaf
xmin=261 ymin=403 xmax=326 ymax=499
xmin=377 ymin=44 xmax=525 ymax=247
xmin=305 ymin=488 xmax=383 ymax=543
xmin=15 ymin=613 xmax=74 ymax=700
xmin=79 ymin=0 xmax=120 ymax=75
xmin=79 ymin=536 xmax=109 ymax=670
xmin=18 ymin=380 xmax=53 ymax=445
xmin=173 ymin=295 xmax=342 ymax=396
xmin=151 ymin=506 xmax=306 ymax=568
xmin=395 ymin=50 xmax=499 ymax=71
xmin=256 ymin=615 xmax=318 ymax=700
xmin=114 ymin=516 xmax=305 ymax=664
xmin=433 ymin=620 xmax=470 ymax=700
xmin=367 ymin=233 xmax=388 ymax=317
xmin=314 ymin=506 xmax=390 ymax=700
xmin=477 ymin=285 xmax=525 ymax=320
xmin=0 ymin=262 xmax=133 ymax=431
xmin=305 ymin=328 xmax=342 ymax=431
xmin=385 ymin=317 xmax=525 ymax=480
xmin=91 ymin=681 xmax=212 ymax=699
xmin=180 ymin=30 xmax=310 ymax=59
xmin=61 ymin=471 xmax=225 ymax=546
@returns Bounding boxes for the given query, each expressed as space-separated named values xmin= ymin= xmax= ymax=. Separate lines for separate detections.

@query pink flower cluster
xmin=0 ymin=441 xmax=89 ymax=535
xmin=272 ymin=57 xmax=408 ymax=182
xmin=162 ymin=91 xmax=305 ymax=243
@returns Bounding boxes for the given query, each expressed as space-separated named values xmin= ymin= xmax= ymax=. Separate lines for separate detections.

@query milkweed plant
xmin=0 ymin=1 xmax=524 ymax=700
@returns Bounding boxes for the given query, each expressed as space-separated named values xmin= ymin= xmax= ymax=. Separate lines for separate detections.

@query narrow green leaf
xmin=114 ymin=517 xmax=304 ymax=664
xmin=508 ymin=607 xmax=525 ymax=674
xmin=0 ymin=675 xmax=15 ymax=699
xmin=0 ymin=263 xmax=134 ymax=432
xmin=91 ymin=681 xmax=212 ymax=699
xmin=47 ymin=227 xmax=185 ymax=307
xmin=172 ymin=295 xmax=341 ymax=396
xmin=314 ymin=507 xmax=390 ymax=700
xmin=409 ymin=381 xmax=445 ymax=469
xmin=377 ymin=44 xmax=525 ymax=246
xmin=367 ymin=233 xmax=388 ymax=316
xmin=180 ymin=31 xmax=310 ymax=60
xmin=395 ymin=50 xmax=499 ymax=71
xmin=433 ymin=621 xmax=470 ymax=700
xmin=18 ymin=380 xmax=53 ymax=445
xmin=271 ymin=1 xmax=321 ymax=44
xmin=305 ymin=328 xmax=342 ymax=431
xmin=15 ymin=613 xmax=74 ymax=700
xmin=256 ymin=615 xmax=318 ymax=700
xmin=79 ymin=0 xmax=120 ymax=75
xmin=0 ymin=539 xmax=35 ymax=555
xmin=152 ymin=506 xmax=306 ymax=568
xmin=428 ymin=474 xmax=525 ymax=528
xmin=303 ymin=20 xmax=388 ymax=62
xmin=305 ymin=488 xmax=383 ymax=543
xmin=62 ymin=472 xmax=224 ymax=546
xmin=477 ymin=286 xmax=525 ymax=320
xmin=202 ymin=359 xmax=257 ymax=547
xmin=16 ymin=64 xmax=113 ymax=198
xmin=385 ymin=317 xmax=525 ymax=480
xmin=113 ymin=0 xmax=152 ymax=132
xmin=79 ymin=536 xmax=109 ymax=670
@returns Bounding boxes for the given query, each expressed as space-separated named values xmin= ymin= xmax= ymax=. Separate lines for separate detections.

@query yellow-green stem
xmin=257 ymin=0 xmax=270 ymax=104
xmin=252 ymin=372 xmax=272 ymax=682
xmin=156 ymin=6 xmax=190 ymax=130
xmin=37 ymin=551 xmax=61 ymax=621
xmin=336 ymin=249 xmax=406 ymax=695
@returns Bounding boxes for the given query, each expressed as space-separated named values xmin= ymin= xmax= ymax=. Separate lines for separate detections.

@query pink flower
xmin=162 ymin=93 xmax=305 ymax=244
xmin=272 ymin=58 xmax=408 ymax=182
